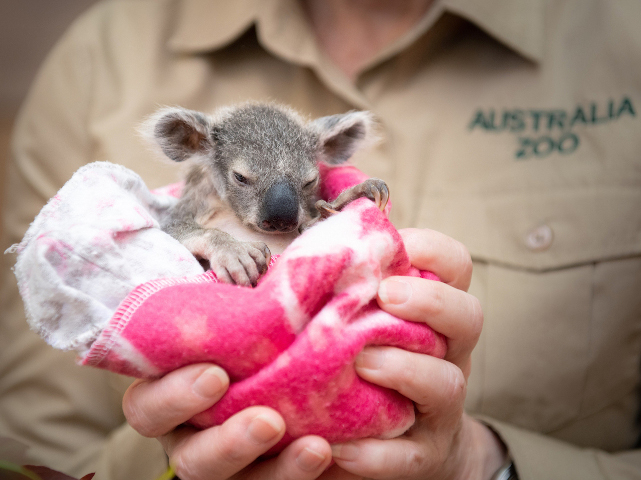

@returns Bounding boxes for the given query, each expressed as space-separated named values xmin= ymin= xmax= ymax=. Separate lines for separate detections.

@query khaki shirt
xmin=1 ymin=0 xmax=641 ymax=478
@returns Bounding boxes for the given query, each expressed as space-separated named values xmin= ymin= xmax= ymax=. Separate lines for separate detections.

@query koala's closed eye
xmin=304 ymin=177 xmax=318 ymax=189
xmin=233 ymin=172 xmax=250 ymax=185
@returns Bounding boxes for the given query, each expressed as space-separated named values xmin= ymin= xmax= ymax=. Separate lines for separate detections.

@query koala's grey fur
xmin=144 ymin=102 xmax=388 ymax=287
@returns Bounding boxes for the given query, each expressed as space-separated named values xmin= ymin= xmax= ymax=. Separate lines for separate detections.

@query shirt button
xmin=525 ymin=224 xmax=554 ymax=251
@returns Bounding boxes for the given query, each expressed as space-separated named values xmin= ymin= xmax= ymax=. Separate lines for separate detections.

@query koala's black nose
xmin=260 ymin=181 xmax=299 ymax=232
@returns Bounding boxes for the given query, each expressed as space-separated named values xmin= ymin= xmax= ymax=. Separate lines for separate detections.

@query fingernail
xmin=331 ymin=443 xmax=359 ymax=461
xmin=296 ymin=447 xmax=327 ymax=471
xmin=355 ymin=348 xmax=385 ymax=370
xmin=247 ymin=414 xmax=284 ymax=444
xmin=192 ymin=366 xmax=228 ymax=398
xmin=378 ymin=279 xmax=411 ymax=304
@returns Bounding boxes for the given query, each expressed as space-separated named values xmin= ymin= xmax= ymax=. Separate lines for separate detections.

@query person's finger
xmin=122 ymin=363 xmax=229 ymax=438
xmin=399 ymin=228 xmax=473 ymax=291
xmin=245 ymin=435 xmax=333 ymax=480
xmin=317 ymin=464 xmax=365 ymax=480
xmin=160 ymin=406 xmax=286 ymax=480
xmin=331 ymin=436 xmax=434 ymax=480
xmin=355 ymin=347 xmax=466 ymax=419
xmin=333 ymin=416 xmax=507 ymax=480
xmin=376 ymin=276 xmax=483 ymax=368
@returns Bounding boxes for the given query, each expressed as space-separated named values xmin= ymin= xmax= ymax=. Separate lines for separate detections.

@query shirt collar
xmin=168 ymin=0 xmax=544 ymax=61
xmin=443 ymin=0 xmax=544 ymax=62
xmin=167 ymin=0 xmax=259 ymax=53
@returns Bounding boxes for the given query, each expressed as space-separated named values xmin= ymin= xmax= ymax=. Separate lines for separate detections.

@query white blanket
xmin=9 ymin=162 xmax=203 ymax=355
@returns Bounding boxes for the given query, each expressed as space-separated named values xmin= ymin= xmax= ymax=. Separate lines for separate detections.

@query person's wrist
xmin=452 ymin=416 xmax=508 ymax=480
xmin=471 ymin=418 xmax=508 ymax=480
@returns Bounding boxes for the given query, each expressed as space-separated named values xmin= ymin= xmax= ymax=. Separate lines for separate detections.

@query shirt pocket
xmin=417 ymin=187 xmax=641 ymax=450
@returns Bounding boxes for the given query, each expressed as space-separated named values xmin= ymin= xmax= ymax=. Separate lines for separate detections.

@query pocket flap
xmin=418 ymin=186 xmax=641 ymax=270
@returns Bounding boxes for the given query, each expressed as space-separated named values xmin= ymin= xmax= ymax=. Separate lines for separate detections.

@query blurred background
xmin=0 ymin=0 xmax=100 ymax=238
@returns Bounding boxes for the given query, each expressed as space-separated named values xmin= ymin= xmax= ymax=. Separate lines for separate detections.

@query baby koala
xmin=146 ymin=103 xmax=388 ymax=286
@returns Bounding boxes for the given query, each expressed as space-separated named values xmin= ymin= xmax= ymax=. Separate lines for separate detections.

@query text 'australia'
xmin=468 ymin=96 xmax=636 ymax=159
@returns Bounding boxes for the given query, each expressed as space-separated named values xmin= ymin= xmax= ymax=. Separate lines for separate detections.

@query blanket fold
xmin=13 ymin=161 xmax=446 ymax=450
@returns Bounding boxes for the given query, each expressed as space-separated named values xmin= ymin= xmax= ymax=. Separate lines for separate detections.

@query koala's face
xmin=212 ymin=105 xmax=320 ymax=233
xmin=149 ymin=102 xmax=373 ymax=233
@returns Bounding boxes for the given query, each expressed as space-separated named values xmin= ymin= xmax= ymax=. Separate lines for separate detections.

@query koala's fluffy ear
xmin=145 ymin=107 xmax=213 ymax=162
xmin=313 ymin=111 xmax=375 ymax=164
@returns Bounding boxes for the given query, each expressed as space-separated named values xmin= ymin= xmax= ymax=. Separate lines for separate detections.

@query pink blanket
xmin=13 ymin=162 xmax=446 ymax=451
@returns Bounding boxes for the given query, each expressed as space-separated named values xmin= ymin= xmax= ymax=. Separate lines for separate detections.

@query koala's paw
xmin=207 ymin=239 xmax=271 ymax=287
xmin=360 ymin=178 xmax=389 ymax=211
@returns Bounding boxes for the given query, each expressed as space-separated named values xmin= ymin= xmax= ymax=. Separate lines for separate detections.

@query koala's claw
xmin=316 ymin=200 xmax=339 ymax=219
xmin=366 ymin=179 xmax=389 ymax=211
xmin=249 ymin=241 xmax=271 ymax=271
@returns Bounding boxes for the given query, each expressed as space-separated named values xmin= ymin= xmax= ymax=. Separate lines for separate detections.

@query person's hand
xmin=122 ymin=363 xmax=332 ymax=480
xmin=330 ymin=228 xmax=507 ymax=480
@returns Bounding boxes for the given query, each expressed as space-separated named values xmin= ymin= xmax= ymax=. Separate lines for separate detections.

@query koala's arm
xmin=301 ymin=178 xmax=389 ymax=229
xmin=162 ymin=178 xmax=270 ymax=287
xmin=323 ymin=178 xmax=389 ymax=212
